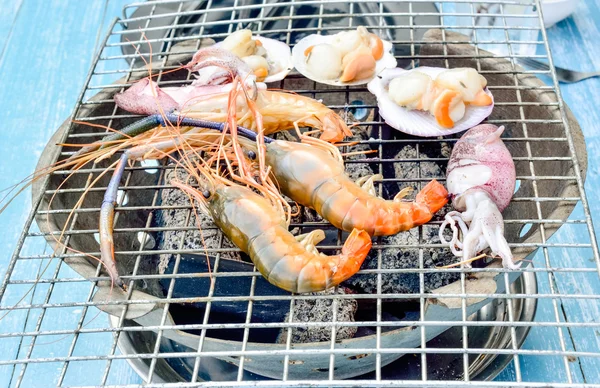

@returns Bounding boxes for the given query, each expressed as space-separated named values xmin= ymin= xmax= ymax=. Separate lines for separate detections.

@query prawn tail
xmin=332 ymin=228 xmax=372 ymax=285
xmin=415 ymin=179 xmax=449 ymax=214
xmin=294 ymin=229 xmax=371 ymax=293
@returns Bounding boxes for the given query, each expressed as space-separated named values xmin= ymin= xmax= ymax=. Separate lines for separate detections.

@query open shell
xmin=367 ymin=67 xmax=494 ymax=137
xmin=292 ymin=32 xmax=396 ymax=86
xmin=215 ymin=36 xmax=293 ymax=83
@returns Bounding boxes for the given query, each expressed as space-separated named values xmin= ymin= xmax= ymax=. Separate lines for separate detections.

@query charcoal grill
xmin=1 ymin=0 xmax=598 ymax=386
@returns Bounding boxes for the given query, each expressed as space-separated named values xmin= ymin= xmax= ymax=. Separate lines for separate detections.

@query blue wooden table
xmin=1 ymin=0 xmax=599 ymax=386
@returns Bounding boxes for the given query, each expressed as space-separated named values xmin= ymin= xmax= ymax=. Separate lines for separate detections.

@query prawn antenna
xmin=74 ymin=114 xmax=274 ymax=159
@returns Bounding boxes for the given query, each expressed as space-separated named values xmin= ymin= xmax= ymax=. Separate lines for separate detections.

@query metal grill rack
xmin=1 ymin=0 xmax=599 ymax=386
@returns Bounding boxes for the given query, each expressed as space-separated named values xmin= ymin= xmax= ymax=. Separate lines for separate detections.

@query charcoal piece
xmin=345 ymin=159 xmax=374 ymax=182
xmin=154 ymin=167 xmax=241 ymax=275
xmin=302 ymin=207 xmax=324 ymax=223
xmin=276 ymin=287 xmax=358 ymax=344
xmin=345 ymin=125 xmax=376 ymax=184
xmin=393 ymin=144 xmax=445 ymax=190
xmin=343 ymin=227 xmax=460 ymax=295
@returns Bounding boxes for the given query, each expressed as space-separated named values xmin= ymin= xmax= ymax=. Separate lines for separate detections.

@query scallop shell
xmin=214 ymin=36 xmax=293 ymax=84
xmin=367 ymin=67 xmax=494 ymax=137
xmin=292 ymin=33 xmax=396 ymax=86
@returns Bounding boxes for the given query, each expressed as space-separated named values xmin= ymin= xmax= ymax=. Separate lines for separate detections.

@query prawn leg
xmin=295 ymin=230 xmax=326 ymax=256
xmin=355 ymin=174 xmax=382 ymax=196
xmin=394 ymin=186 xmax=414 ymax=201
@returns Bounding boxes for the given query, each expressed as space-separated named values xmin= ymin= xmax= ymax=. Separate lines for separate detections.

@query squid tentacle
xmin=439 ymin=193 xmax=521 ymax=270
xmin=439 ymin=210 xmax=468 ymax=257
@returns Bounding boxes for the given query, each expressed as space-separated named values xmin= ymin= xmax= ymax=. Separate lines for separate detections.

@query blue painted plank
xmin=497 ymin=0 xmax=600 ymax=383
xmin=538 ymin=0 xmax=600 ymax=383
xmin=0 ymin=0 xmax=139 ymax=386
xmin=0 ymin=0 xmax=23 ymax=64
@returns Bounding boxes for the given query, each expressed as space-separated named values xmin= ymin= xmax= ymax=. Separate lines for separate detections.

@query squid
xmin=439 ymin=124 xmax=520 ymax=269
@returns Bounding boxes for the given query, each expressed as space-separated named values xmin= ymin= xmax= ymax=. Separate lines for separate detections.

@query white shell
xmin=215 ymin=36 xmax=293 ymax=83
xmin=367 ymin=67 xmax=494 ymax=137
xmin=292 ymin=33 xmax=396 ymax=86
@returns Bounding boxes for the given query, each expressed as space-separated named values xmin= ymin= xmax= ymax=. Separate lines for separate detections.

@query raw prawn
xmin=114 ymin=48 xmax=351 ymax=143
xmin=180 ymin=86 xmax=351 ymax=143
xmin=174 ymin=180 xmax=372 ymax=293
xmin=439 ymin=124 xmax=520 ymax=269
xmin=263 ymin=136 xmax=449 ymax=236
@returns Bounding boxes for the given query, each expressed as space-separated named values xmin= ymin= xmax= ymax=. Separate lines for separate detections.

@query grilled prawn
xmin=114 ymin=48 xmax=351 ymax=143
xmin=89 ymin=113 xmax=370 ymax=292
xmin=175 ymin=181 xmax=372 ymax=293
xmin=263 ymin=137 xmax=449 ymax=236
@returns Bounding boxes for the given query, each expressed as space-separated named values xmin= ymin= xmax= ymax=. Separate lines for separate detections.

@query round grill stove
xmin=1 ymin=1 xmax=595 ymax=387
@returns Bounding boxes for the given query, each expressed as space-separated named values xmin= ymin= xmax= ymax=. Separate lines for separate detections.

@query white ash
xmin=276 ymin=287 xmax=358 ymax=344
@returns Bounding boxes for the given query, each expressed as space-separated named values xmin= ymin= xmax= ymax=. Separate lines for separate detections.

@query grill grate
xmin=1 ymin=1 xmax=599 ymax=386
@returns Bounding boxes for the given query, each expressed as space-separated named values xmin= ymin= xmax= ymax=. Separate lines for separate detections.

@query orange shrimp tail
xmin=332 ymin=228 xmax=372 ymax=284
xmin=415 ymin=179 xmax=449 ymax=214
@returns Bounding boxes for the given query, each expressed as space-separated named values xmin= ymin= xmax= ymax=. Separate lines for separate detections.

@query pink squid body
xmin=446 ymin=124 xmax=516 ymax=211
xmin=440 ymin=124 xmax=519 ymax=269
xmin=113 ymin=78 xmax=234 ymax=116
xmin=114 ymin=47 xmax=260 ymax=116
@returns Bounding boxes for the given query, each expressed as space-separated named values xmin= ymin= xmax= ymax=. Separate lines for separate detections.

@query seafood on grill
xmin=93 ymin=116 xmax=371 ymax=292
xmin=114 ymin=50 xmax=351 ymax=143
xmin=174 ymin=179 xmax=372 ymax=293
xmin=96 ymin=118 xmax=259 ymax=289
xmin=367 ymin=67 xmax=494 ymax=137
xmin=261 ymin=136 xmax=449 ymax=236
xmin=92 ymin=114 xmax=447 ymax=240
xmin=439 ymin=124 xmax=520 ymax=269
xmin=292 ymin=26 xmax=396 ymax=85
xmin=207 ymin=29 xmax=293 ymax=83
xmin=96 ymin=72 xmax=371 ymax=291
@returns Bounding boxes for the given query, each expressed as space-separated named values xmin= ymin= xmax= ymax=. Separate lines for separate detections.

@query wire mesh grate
xmin=1 ymin=0 xmax=599 ymax=386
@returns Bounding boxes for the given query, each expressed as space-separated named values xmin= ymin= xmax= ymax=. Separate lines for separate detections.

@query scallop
xmin=305 ymin=44 xmax=343 ymax=80
xmin=221 ymin=29 xmax=257 ymax=58
xmin=387 ymin=71 xmax=431 ymax=107
xmin=367 ymin=67 xmax=494 ymax=137
xmin=292 ymin=27 xmax=396 ymax=86
xmin=436 ymin=68 xmax=488 ymax=102
xmin=215 ymin=30 xmax=293 ymax=83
